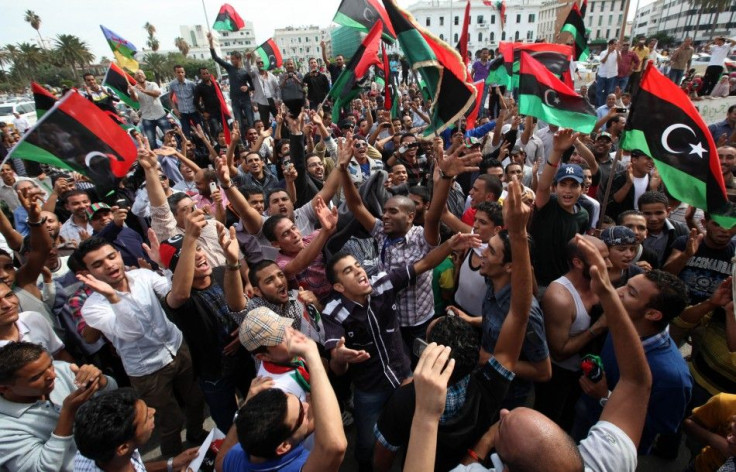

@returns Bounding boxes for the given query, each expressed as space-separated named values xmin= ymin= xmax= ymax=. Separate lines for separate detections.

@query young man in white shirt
xmin=76 ymin=237 xmax=207 ymax=457
xmin=702 ymin=36 xmax=736 ymax=95
xmin=596 ymin=39 xmax=621 ymax=107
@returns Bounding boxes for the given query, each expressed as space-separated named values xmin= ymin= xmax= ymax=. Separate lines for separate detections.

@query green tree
xmin=174 ymin=37 xmax=190 ymax=57
xmin=142 ymin=52 xmax=168 ymax=84
xmin=144 ymin=22 xmax=160 ymax=52
xmin=16 ymin=42 xmax=44 ymax=80
xmin=24 ymin=10 xmax=44 ymax=49
xmin=54 ymin=34 xmax=95 ymax=79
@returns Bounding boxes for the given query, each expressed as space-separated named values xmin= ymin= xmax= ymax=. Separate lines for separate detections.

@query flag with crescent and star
xmin=383 ymin=0 xmax=476 ymax=135
xmin=621 ymin=63 xmax=736 ymax=228
xmin=333 ymin=0 xmax=397 ymax=43
xmin=518 ymin=52 xmax=596 ymax=133
xmin=253 ymin=39 xmax=282 ymax=71
xmin=499 ymin=42 xmax=574 ymax=92
xmin=561 ymin=2 xmax=589 ymax=62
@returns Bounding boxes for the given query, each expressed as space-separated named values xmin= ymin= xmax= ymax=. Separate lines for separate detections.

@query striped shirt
xmin=322 ymin=268 xmax=413 ymax=392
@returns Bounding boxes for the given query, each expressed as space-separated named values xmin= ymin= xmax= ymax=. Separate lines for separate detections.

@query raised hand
xmin=245 ymin=376 xmax=275 ymax=403
xmin=137 ymin=148 xmax=158 ymax=171
xmin=217 ymin=224 xmax=239 ymax=264
xmin=684 ymin=227 xmax=703 ymax=257
xmin=142 ymin=228 xmax=162 ymax=267
xmin=503 ymin=176 xmax=531 ymax=235
xmin=215 ymin=156 xmax=231 ymax=184
xmin=282 ymin=163 xmax=298 ymax=183
xmin=448 ymin=232 xmax=482 ymax=252
xmin=314 ymin=196 xmax=338 ymax=233
xmin=297 ymin=286 xmax=319 ymax=307
xmin=76 ymin=273 xmax=118 ymax=300
xmin=438 ymin=146 xmax=482 ymax=178
xmin=185 ymin=209 xmax=207 ymax=239
xmin=70 ymin=363 xmax=104 ymax=390
xmin=553 ymin=128 xmax=580 ymax=153
xmin=413 ymin=343 xmax=455 ymax=418
xmin=573 ymin=234 xmax=614 ymax=296
xmin=337 ymin=131 xmax=354 ymax=170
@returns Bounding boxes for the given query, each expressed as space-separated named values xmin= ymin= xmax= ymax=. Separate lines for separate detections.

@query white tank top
xmin=551 ymin=275 xmax=591 ymax=371
xmin=453 ymin=249 xmax=487 ymax=316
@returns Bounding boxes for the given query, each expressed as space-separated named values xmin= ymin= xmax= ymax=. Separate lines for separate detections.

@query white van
xmin=0 ymin=101 xmax=37 ymax=129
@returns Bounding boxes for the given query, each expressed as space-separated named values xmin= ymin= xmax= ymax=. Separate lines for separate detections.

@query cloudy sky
xmin=2 ymin=0 xmax=648 ymax=61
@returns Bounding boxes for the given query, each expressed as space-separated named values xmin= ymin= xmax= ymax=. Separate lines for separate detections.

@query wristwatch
xmin=438 ymin=168 xmax=455 ymax=180
xmin=26 ymin=216 xmax=48 ymax=227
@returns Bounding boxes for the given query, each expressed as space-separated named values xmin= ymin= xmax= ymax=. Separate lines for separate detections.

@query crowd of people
xmin=0 ymin=31 xmax=736 ymax=472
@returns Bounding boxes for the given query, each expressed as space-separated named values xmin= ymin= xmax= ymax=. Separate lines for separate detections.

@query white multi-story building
xmin=212 ymin=23 xmax=258 ymax=58
xmin=584 ymin=0 xmax=627 ymax=41
xmin=633 ymin=1 xmax=736 ymax=43
xmin=536 ymin=0 xmax=571 ymax=43
xmin=397 ymin=0 xmax=542 ymax=56
xmin=274 ymin=25 xmax=331 ymax=71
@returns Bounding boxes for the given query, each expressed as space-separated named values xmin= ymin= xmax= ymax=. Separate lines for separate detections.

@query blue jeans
xmin=179 ymin=112 xmax=201 ymax=138
xmin=141 ymin=115 xmax=171 ymax=149
xmin=199 ymin=376 xmax=239 ymax=433
xmin=615 ymin=76 xmax=629 ymax=92
xmin=668 ymin=68 xmax=685 ymax=86
xmin=353 ymin=387 xmax=395 ymax=470
xmin=596 ymin=75 xmax=616 ymax=107
xmin=232 ymin=97 xmax=254 ymax=130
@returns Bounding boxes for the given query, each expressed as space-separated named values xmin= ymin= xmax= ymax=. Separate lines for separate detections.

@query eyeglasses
xmin=158 ymin=174 xmax=168 ymax=181
xmin=353 ymin=142 xmax=368 ymax=148
xmin=289 ymin=398 xmax=305 ymax=435
xmin=405 ymin=142 xmax=419 ymax=149
xmin=342 ymin=124 xmax=355 ymax=129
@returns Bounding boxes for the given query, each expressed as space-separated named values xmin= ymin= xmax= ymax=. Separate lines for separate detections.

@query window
xmin=515 ymin=31 xmax=520 ymax=40
xmin=440 ymin=16 xmax=444 ymax=26
xmin=598 ymin=16 xmax=603 ymax=26
xmin=615 ymin=28 xmax=619 ymax=37
xmin=440 ymin=34 xmax=445 ymax=40
xmin=608 ymin=14 xmax=612 ymax=25
xmin=454 ymin=33 xmax=458 ymax=42
xmin=478 ymin=32 xmax=483 ymax=41
xmin=298 ymin=37 xmax=302 ymax=43
xmin=606 ymin=29 xmax=610 ymax=38
xmin=426 ymin=17 xmax=431 ymax=26
xmin=478 ymin=15 xmax=484 ymax=24
xmin=618 ymin=14 xmax=622 ymax=24
xmin=529 ymin=13 xmax=536 ymax=22
xmin=516 ymin=14 xmax=521 ymax=23
xmin=527 ymin=30 xmax=534 ymax=40
xmin=491 ymin=15 xmax=496 ymax=24
xmin=610 ymin=1 xmax=615 ymax=10
xmin=490 ymin=32 xmax=495 ymax=41
xmin=502 ymin=31 xmax=507 ymax=40
xmin=590 ymin=2 xmax=594 ymax=12
xmin=600 ymin=2 xmax=605 ymax=12
xmin=455 ymin=16 xmax=459 ymax=25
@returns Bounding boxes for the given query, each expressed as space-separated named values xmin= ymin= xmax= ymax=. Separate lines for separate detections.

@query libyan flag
xmin=383 ymin=0 xmax=475 ymax=135
xmin=518 ymin=52 xmax=595 ymax=133
xmin=334 ymin=0 xmax=397 ymax=43
xmin=103 ymin=63 xmax=139 ymax=110
xmin=254 ymin=39 xmax=282 ymax=70
xmin=620 ymin=63 xmax=736 ymax=228
xmin=327 ymin=21 xmax=383 ymax=123
xmin=499 ymin=42 xmax=574 ymax=90
xmin=561 ymin=2 xmax=590 ymax=62
xmin=32 ymin=82 xmax=56 ymax=119
xmin=213 ymin=4 xmax=245 ymax=32
xmin=6 ymin=91 xmax=137 ymax=199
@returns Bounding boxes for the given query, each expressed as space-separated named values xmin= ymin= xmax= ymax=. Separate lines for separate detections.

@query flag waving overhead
xmin=499 ymin=42 xmax=574 ymax=90
xmin=465 ymin=81 xmax=485 ymax=130
xmin=518 ymin=52 xmax=596 ymax=133
xmin=333 ymin=0 xmax=397 ymax=43
xmin=456 ymin=0 xmax=471 ymax=66
xmin=382 ymin=44 xmax=392 ymax=111
xmin=253 ymin=39 xmax=282 ymax=70
xmin=103 ymin=63 xmax=139 ymax=110
xmin=327 ymin=22 xmax=383 ymax=122
xmin=580 ymin=0 xmax=588 ymax=17
xmin=6 ymin=91 xmax=137 ymax=199
xmin=383 ymin=0 xmax=476 ymax=135
xmin=100 ymin=25 xmax=139 ymax=72
xmin=213 ymin=4 xmax=245 ymax=32
xmin=31 ymin=82 xmax=56 ymax=119
xmin=561 ymin=2 xmax=590 ymax=62
xmin=620 ymin=63 xmax=736 ymax=228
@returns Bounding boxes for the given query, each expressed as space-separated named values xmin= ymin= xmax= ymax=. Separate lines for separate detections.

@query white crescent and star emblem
xmin=661 ymin=123 xmax=707 ymax=159
xmin=363 ymin=6 xmax=376 ymax=23
xmin=543 ymin=89 xmax=561 ymax=107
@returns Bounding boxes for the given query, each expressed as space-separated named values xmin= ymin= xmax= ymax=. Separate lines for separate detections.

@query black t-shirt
xmin=530 ymin=194 xmax=589 ymax=286
xmin=671 ymin=237 xmax=735 ymax=304
xmin=375 ymin=360 xmax=512 ymax=472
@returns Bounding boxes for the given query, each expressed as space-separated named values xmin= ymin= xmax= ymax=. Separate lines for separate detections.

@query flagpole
xmin=597 ymin=146 xmax=623 ymax=229
xmin=201 ymin=0 xmax=224 ymax=80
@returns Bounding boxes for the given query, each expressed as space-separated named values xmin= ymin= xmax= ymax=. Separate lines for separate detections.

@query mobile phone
xmin=413 ymin=338 xmax=428 ymax=358
xmin=615 ymin=107 xmax=627 ymax=113
xmin=398 ymin=146 xmax=407 ymax=154
xmin=209 ymin=181 xmax=218 ymax=193
xmin=115 ymin=198 xmax=129 ymax=210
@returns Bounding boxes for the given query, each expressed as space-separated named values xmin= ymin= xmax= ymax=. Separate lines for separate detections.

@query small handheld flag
xmin=253 ymin=39 xmax=283 ymax=70
xmin=103 ymin=63 xmax=139 ymax=110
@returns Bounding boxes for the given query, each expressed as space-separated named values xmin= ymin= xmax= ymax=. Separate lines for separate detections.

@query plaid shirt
xmin=371 ymin=220 xmax=435 ymax=327
xmin=74 ymin=450 xmax=146 ymax=472
xmin=245 ymin=291 xmax=324 ymax=344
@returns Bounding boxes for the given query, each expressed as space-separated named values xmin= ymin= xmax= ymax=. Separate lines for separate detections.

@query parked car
xmin=0 ymin=101 xmax=36 ymax=129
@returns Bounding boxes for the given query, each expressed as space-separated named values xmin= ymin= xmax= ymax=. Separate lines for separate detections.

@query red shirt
xmin=618 ymin=51 xmax=641 ymax=78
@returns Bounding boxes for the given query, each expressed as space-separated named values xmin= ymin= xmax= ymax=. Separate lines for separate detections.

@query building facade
xmin=633 ymin=1 xmax=736 ymax=43
xmin=274 ymin=25 xmax=332 ymax=72
xmin=537 ymin=0 xmax=573 ymax=43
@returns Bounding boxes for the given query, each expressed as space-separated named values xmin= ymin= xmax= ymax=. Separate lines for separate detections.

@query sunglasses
xmin=405 ymin=142 xmax=419 ymax=149
xmin=353 ymin=142 xmax=368 ymax=148
xmin=158 ymin=174 xmax=168 ymax=181
xmin=289 ymin=398 xmax=305 ymax=435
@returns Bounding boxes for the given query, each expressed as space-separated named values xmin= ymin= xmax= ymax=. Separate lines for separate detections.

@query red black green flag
xmin=580 ymin=0 xmax=588 ymax=17
xmin=561 ymin=3 xmax=590 ymax=62
xmin=383 ymin=0 xmax=476 ymax=135
xmin=518 ymin=52 xmax=596 ymax=133
xmin=333 ymin=0 xmax=397 ymax=43
xmin=620 ymin=63 xmax=736 ymax=228
xmin=213 ymin=4 xmax=245 ymax=32
xmin=102 ymin=63 xmax=139 ymax=110
xmin=6 ymin=91 xmax=137 ymax=198
xmin=212 ymin=79 xmax=232 ymax=144
xmin=381 ymin=44 xmax=392 ymax=111
xmin=465 ymin=81 xmax=485 ymax=130
xmin=31 ymin=82 xmax=56 ymax=119
xmin=327 ymin=22 xmax=383 ymax=123
xmin=254 ymin=39 xmax=282 ymax=71
xmin=499 ymin=42 xmax=574 ymax=90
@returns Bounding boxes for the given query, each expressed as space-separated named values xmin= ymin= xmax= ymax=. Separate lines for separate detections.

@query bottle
xmin=580 ymin=354 xmax=604 ymax=383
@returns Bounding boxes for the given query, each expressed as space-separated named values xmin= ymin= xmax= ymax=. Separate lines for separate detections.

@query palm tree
xmin=16 ymin=42 xmax=43 ymax=80
xmin=54 ymin=34 xmax=95 ymax=78
xmin=706 ymin=0 xmax=731 ymax=39
xmin=142 ymin=52 xmax=168 ymax=84
xmin=24 ymin=10 xmax=44 ymax=49
xmin=174 ymin=37 xmax=190 ymax=57
xmin=144 ymin=22 xmax=160 ymax=52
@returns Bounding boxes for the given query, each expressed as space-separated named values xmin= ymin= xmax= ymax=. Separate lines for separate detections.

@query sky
xmin=2 ymin=0 xmax=652 ymax=60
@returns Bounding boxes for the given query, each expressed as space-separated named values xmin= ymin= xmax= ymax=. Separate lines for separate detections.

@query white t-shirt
xmin=0 ymin=311 xmax=65 ymax=354
xmin=632 ymin=175 xmax=649 ymax=210
xmin=137 ymin=81 xmax=167 ymax=120
xmin=598 ymin=50 xmax=619 ymax=78
xmin=709 ymin=43 xmax=733 ymax=66
xmin=579 ymin=421 xmax=637 ymax=472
